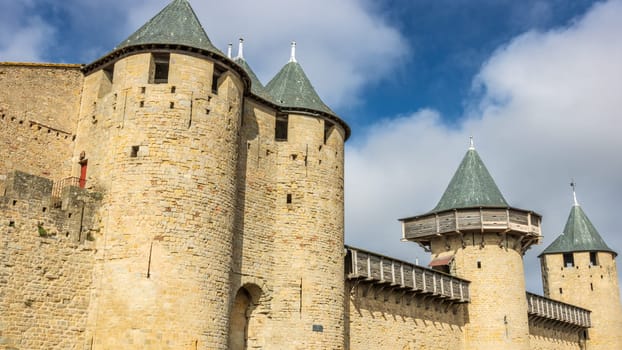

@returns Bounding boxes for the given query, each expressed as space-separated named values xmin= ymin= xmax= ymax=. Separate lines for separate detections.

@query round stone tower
xmin=400 ymin=140 xmax=541 ymax=350
xmin=253 ymin=42 xmax=349 ymax=349
xmin=73 ymin=1 xmax=249 ymax=348
xmin=539 ymin=187 xmax=622 ymax=349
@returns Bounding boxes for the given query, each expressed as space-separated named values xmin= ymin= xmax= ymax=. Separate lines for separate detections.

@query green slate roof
xmin=541 ymin=204 xmax=616 ymax=256
xmin=266 ymin=61 xmax=335 ymax=116
xmin=115 ymin=0 xmax=222 ymax=56
xmin=432 ymin=147 xmax=509 ymax=212
xmin=234 ymin=57 xmax=274 ymax=103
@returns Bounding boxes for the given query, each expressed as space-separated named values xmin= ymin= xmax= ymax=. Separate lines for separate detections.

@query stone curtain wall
xmin=528 ymin=321 xmax=583 ymax=350
xmin=0 ymin=63 xmax=83 ymax=180
xmin=0 ymin=171 xmax=100 ymax=349
xmin=346 ymin=281 xmax=467 ymax=349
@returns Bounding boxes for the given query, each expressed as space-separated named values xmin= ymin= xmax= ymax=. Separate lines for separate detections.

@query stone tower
xmin=539 ymin=188 xmax=622 ymax=349
xmin=400 ymin=141 xmax=542 ymax=350
xmin=260 ymin=43 xmax=347 ymax=348
xmin=74 ymin=1 xmax=247 ymax=348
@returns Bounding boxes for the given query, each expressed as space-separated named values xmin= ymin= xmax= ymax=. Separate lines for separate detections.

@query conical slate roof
xmin=432 ymin=146 xmax=508 ymax=212
xmin=115 ymin=0 xmax=222 ymax=55
xmin=541 ymin=204 xmax=616 ymax=256
xmin=234 ymin=57 xmax=274 ymax=103
xmin=266 ymin=61 xmax=335 ymax=116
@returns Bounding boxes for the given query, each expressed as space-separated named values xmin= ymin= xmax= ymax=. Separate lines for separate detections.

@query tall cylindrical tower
xmin=73 ymin=1 xmax=248 ymax=348
xmin=260 ymin=45 xmax=350 ymax=349
xmin=540 ymin=189 xmax=622 ymax=349
xmin=400 ymin=142 xmax=541 ymax=350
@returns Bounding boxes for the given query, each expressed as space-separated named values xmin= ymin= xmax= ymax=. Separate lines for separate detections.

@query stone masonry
xmin=1 ymin=1 xmax=621 ymax=349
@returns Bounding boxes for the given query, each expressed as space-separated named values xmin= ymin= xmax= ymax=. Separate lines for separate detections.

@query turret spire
xmin=227 ymin=43 xmax=232 ymax=59
xmin=571 ymin=179 xmax=579 ymax=206
xmin=289 ymin=41 xmax=297 ymax=63
xmin=236 ymin=38 xmax=244 ymax=60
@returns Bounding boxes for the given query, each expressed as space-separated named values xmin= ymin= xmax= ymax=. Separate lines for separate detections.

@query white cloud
xmin=345 ymin=0 xmax=622 ymax=293
xmin=123 ymin=0 xmax=407 ymax=109
xmin=0 ymin=2 xmax=54 ymax=61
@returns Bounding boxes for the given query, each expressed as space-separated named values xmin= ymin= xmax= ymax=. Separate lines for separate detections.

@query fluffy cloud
xmin=345 ymin=0 xmax=622 ymax=293
xmin=0 ymin=2 xmax=54 ymax=61
xmin=124 ymin=0 xmax=407 ymax=109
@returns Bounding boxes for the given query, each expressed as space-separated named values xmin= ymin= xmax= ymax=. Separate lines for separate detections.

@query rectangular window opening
xmin=103 ymin=64 xmax=114 ymax=84
xmin=559 ymin=288 xmax=563 ymax=294
xmin=589 ymin=252 xmax=598 ymax=266
xmin=152 ymin=53 xmax=170 ymax=84
xmin=563 ymin=253 xmax=574 ymax=268
xmin=590 ymin=282 xmax=594 ymax=291
xmin=324 ymin=120 xmax=334 ymax=144
xmin=212 ymin=65 xmax=225 ymax=94
xmin=130 ymin=146 xmax=140 ymax=158
xmin=286 ymin=194 xmax=292 ymax=204
xmin=477 ymin=261 xmax=482 ymax=269
xmin=275 ymin=115 xmax=288 ymax=141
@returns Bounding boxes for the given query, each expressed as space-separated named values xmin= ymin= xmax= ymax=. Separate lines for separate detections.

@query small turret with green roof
xmin=400 ymin=138 xmax=542 ymax=253
xmin=540 ymin=185 xmax=616 ymax=256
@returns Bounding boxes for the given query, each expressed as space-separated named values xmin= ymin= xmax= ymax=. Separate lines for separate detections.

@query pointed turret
xmin=266 ymin=42 xmax=335 ymax=116
xmin=400 ymin=140 xmax=542 ymax=348
xmin=541 ymin=186 xmax=616 ymax=256
xmin=400 ymin=139 xmax=541 ymax=250
xmin=539 ymin=185 xmax=622 ymax=349
xmin=433 ymin=140 xmax=508 ymax=212
xmin=115 ymin=0 xmax=221 ymax=55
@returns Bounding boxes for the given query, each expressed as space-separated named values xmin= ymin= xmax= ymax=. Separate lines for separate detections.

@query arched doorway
xmin=229 ymin=284 xmax=262 ymax=350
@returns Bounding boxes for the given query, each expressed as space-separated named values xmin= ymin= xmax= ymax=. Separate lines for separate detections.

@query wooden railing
xmin=401 ymin=207 xmax=542 ymax=240
xmin=345 ymin=245 xmax=470 ymax=303
xmin=526 ymin=292 xmax=591 ymax=328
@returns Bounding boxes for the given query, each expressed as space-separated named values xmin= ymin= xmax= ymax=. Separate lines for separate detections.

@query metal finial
xmin=227 ymin=43 xmax=232 ymax=59
xmin=570 ymin=179 xmax=579 ymax=206
xmin=468 ymin=136 xmax=475 ymax=150
xmin=236 ymin=38 xmax=244 ymax=60
xmin=289 ymin=41 xmax=297 ymax=63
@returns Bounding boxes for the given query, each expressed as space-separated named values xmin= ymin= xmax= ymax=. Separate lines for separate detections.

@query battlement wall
xmin=346 ymin=280 xmax=467 ymax=349
xmin=0 ymin=63 xmax=82 ymax=180
xmin=0 ymin=171 xmax=101 ymax=349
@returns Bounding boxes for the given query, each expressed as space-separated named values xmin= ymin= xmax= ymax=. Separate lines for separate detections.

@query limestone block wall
xmin=0 ymin=171 xmax=100 ymax=349
xmin=74 ymin=52 xmax=244 ymax=349
xmin=230 ymin=98 xmax=279 ymax=348
xmin=0 ymin=63 xmax=82 ymax=180
xmin=267 ymin=113 xmax=346 ymax=349
xmin=528 ymin=321 xmax=583 ymax=350
xmin=541 ymin=252 xmax=622 ymax=349
xmin=430 ymin=234 xmax=531 ymax=349
xmin=346 ymin=282 xmax=466 ymax=350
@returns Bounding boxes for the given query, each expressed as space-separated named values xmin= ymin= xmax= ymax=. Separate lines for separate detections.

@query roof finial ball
xmin=289 ymin=41 xmax=297 ymax=63
xmin=468 ymin=136 xmax=475 ymax=150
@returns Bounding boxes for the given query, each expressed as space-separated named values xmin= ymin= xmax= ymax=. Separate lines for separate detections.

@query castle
xmin=1 ymin=0 xmax=621 ymax=349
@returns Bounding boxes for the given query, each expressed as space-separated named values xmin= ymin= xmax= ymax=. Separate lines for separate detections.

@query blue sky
xmin=2 ymin=0 xmax=621 ymax=295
